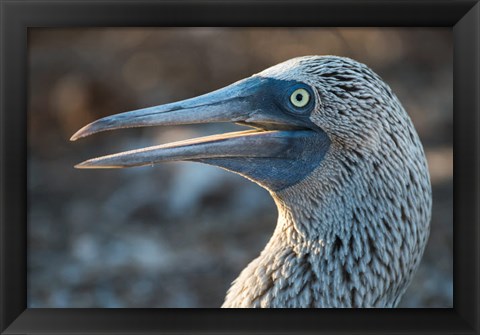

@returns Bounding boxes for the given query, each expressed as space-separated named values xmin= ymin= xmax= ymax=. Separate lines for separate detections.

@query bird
xmin=71 ymin=56 xmax=432 ymax=308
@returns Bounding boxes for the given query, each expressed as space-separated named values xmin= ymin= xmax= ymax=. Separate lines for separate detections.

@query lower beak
xmin=71 ymin=76 xmax=315 ymax=169
xmin=74 ymin=129 xmax=312 ymax=169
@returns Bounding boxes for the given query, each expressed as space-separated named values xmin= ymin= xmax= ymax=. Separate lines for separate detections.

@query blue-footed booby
xmin=71 ymin=56 xmax=432 ymax=308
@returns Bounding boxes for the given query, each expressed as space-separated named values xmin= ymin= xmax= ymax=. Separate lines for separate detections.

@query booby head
xmin=72 ymin=57 xmax=337 ymax=192
xmin=72 ymin=56 xmax=432 ymax=307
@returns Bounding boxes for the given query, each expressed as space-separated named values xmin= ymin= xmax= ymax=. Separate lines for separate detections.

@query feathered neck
xmin=222 ymin=144 xmax=430 ymax=308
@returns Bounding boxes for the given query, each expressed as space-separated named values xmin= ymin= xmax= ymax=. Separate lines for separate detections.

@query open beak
xmin=72 ymin=77 xmax=313 ymax=167
xmin=71 ymin=76 xmax=330 ymax=190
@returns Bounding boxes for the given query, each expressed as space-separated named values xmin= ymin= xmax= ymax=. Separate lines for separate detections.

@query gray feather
xmin=222 ymin=56 xmax=431 ymax=308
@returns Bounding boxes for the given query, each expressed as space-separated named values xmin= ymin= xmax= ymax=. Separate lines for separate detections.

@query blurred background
xmin=28 ymin=28 xmax=452 ymax=308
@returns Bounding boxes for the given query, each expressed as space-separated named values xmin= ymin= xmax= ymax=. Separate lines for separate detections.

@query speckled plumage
xmin=72 ymin=55 xmax=432 ymax=308
xmin=222 ymin=56 xmax=431 ymax=308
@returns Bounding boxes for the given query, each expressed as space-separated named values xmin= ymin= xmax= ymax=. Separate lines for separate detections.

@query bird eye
xmin=290 ymin=88 xmax=310 ymax=108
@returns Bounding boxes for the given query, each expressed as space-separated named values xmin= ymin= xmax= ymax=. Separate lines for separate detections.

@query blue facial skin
xmin=193 ymin=77 xmax=331 ymax=192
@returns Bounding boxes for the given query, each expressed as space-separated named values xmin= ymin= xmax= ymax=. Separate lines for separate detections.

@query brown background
xmin=28 ymin=28 xmax=452 ymax=307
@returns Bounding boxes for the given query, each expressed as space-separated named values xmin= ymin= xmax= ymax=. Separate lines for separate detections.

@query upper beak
xmin=71 ymin=76 xmax=315 ymax=169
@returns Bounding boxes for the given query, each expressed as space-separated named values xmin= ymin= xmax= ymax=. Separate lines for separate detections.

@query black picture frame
xmin=1 ymin=0 xmax=478 ymax=334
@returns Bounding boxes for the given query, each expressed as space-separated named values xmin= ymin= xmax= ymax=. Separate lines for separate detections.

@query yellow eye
xmin=290 ymin=88 xmax=310 ymax=108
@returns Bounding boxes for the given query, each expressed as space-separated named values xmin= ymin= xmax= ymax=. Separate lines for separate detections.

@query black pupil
xmin=295 ymin=93 xmax=303 ymax=101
